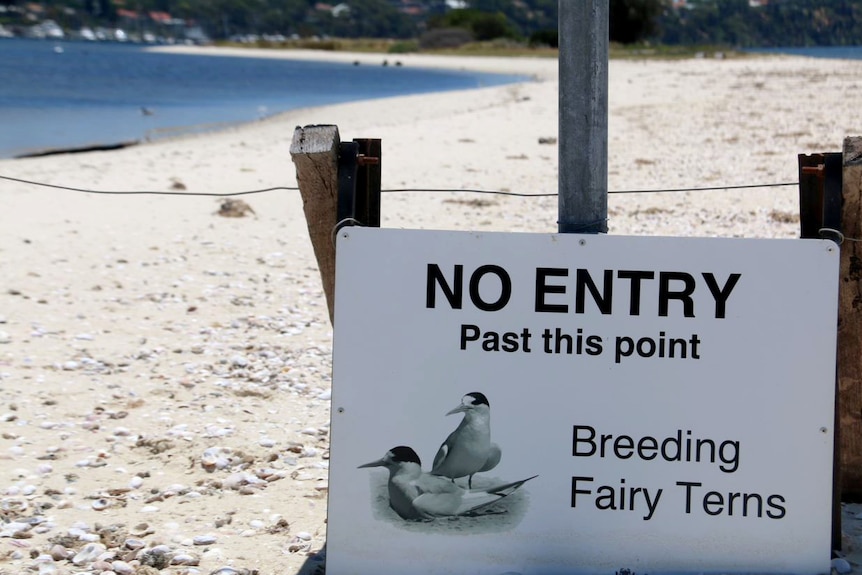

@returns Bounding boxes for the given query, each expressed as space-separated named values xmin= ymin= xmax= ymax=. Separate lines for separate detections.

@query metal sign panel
xmin=327 ymin=228 xmax=839 ymax=575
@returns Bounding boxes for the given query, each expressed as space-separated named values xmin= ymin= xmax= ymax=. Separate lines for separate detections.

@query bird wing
xmin=430 ymin=441 xmax=449 ymax=474
xmin=413 ymin=472 xmax=462 ymax=495
xmin=410 ymin=473 xmax=464 ymax=518
xmin=458 ymin=474 xmax=539 ymax=516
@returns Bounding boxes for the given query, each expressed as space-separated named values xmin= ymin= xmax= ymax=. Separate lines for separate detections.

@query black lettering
xmin=426 ymin=264 xmax=462 ymax=309
xmin=637 ymin=436 xmax=658 ymax=460
xmin=703 ymin=491 xmax=724 ymax=516
xmin=572 ymin=425 xmax=597 ymax=456
xmin=502 ymin=331 xmax=519 ymax=352
xmin=617 ymin=270 xmax=655 ymax=315
xmin=767 ymin=494 xmax=786 ymax=519
xmin=535 ymin=268 xmax=568 ymax=313
xmin=658 ymin=272 xmax=696 ymax=317
xmin=571 ymin=476 xmax=593 ymax=507
xmin=460 ymin=324 xmax=479 ymax=350
xmin=702 ymin=272 xmax=742 ymax=319
xmin=676 ymin=481 xmax=701 ymax=514
xmin=614 ymin=435 xmax=634 ymax=459
xmin=469 ymin=265 xmax=511 ymax=312
xmin=576 ymin=269 xmax=613 ymax=314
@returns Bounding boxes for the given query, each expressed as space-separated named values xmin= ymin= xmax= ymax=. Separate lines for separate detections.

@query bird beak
xmin=358 ymin=458 xmax=385 ymax=469
xmin=446 ymin=403 xmax=470 ymax=416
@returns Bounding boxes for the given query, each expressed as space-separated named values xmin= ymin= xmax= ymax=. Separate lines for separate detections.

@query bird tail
xmin=484 ymin=474 xmax=539 ymax=496
xmin=457 ymin=474 xmax=538 ymax=516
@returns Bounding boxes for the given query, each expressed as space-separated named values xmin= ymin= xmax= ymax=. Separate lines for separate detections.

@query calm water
xmin=748 ymin=45 xmax=862 ymax=59
xmin=0 ymin=38 xmax=526 ymax=159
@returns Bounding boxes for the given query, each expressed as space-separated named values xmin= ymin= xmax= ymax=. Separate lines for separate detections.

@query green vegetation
xmin=5 ymin=0 xmax=862 ymax=50
xmin=660 ymin=0 xmax=862 ymax=47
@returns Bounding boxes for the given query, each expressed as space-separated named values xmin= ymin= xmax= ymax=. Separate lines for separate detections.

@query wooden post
xmin=290 ymin=125 xmax=340 ymax=325
xmin=839 ymin=136 xmax=862 ymax=500
xmin=558 ymin=1 xmax=608 ymax=234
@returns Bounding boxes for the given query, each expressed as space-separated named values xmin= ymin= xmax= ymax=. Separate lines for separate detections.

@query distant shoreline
xmin=146 ymin=44 xmax=559 ymax=81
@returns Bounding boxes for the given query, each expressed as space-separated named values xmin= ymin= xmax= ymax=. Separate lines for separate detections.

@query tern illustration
xmin=431 ymin=392 xmax=501 ymax=488
xmin=359 ymin=446 xmax=536 ymax=520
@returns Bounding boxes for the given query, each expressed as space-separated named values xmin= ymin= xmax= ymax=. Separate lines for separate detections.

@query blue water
xmin=0 ymin=38 xmax=526 ymax=159
xmin=748 ymin=45 xmax=862 ymax=59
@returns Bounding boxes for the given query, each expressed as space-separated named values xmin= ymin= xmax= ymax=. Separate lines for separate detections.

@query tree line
xmin=5 ymin=0 xmax=862 ymax=47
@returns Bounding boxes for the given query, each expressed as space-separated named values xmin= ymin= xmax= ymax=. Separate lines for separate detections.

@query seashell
xmin=129 ymin=476 xmax=143 ymax=489
xmin=111 ymin=560 xmax=135 ymax=575
xmin=37 ymin=564 xmax=57 ymax=575
xmin=91 ymin=559 xmax=113 ymax=572
xmin=201 ymin=447 xmax=232 ymax=471
xmin=130 ymin=522 xmax=154 ymax=537
xmin=72 ymin=542 xmax=107 ymax=565
xmin=171 ymin=553 xmax=200 ymax=565
xmin=221 ymin=471 xmax=262 ymax=491
xmin=49 ymin=544 xmax=72 ymax=561
xmin=124 ymin=538 xmax=146 ymax=550
xmin=0 ymin=521 xmax=32 ymax=537
xmin=193 ymin=534 xmax=217 ymax=545
xmin=209 ymin=568 xmax=253 ymax=575
xmin=80 ymin=532 xmax=100 ymax=542
xmin=258 ymin=437 xmax=276 ymax=448
xmin=91 ymin=498 xmax=110 ymax=511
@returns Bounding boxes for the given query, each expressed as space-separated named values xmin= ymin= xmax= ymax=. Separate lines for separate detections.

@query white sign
xmin=327 ymin=228 xmax=839 ymax=575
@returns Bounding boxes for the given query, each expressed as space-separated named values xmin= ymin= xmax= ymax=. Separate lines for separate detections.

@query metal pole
xmin=558 ymin=1 xmax=608 ymax=234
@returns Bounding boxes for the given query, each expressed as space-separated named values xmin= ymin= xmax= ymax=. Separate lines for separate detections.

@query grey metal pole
xmin=558 ymin=1 xmax=608 ymax=234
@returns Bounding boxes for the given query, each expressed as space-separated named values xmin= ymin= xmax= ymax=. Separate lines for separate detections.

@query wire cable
xmin=0 ymin=175 xmax=297 ymax=196
xmin=0 ymin=174 xmax=799 ymax=198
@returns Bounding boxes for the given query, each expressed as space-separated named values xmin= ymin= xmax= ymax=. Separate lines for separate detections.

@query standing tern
xmin=359 ymin=446 xmax=535 ymax=520
xmin=431 ymin=392 xmax=501 ymax=488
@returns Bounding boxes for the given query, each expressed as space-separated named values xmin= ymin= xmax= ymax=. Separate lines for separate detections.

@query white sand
xmin=1 ymin=46 xmax=861 ymax=574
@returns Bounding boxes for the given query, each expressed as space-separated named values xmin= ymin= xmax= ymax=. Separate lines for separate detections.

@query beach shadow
xmin=296 ymin=543 xmax=326 ymax=575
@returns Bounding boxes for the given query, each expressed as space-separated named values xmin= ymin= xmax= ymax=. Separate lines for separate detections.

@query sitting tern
xmin=431 ymin=392 xmax=501 ymax=488
xmin=359 ymin=446 xmax=536 ymax=520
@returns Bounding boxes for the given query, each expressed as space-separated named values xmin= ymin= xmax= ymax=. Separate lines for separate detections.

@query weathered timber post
xmin=839 ymin=136 xmax=862 ymax=500
xmin=290 ymin=125 xmax=340 ymax=325
xmin=558 ymin=1 xmax=608 ymax=234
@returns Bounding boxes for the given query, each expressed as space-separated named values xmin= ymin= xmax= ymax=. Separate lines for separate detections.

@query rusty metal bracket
xmin=799 ymin=152 xmax=843 ymax=242
xmin=336 ymin=139 xmax=381 ymax=230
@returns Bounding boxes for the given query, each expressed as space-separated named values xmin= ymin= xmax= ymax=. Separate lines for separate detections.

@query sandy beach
xmin=1 ymin=46 xmax=862 ymax=574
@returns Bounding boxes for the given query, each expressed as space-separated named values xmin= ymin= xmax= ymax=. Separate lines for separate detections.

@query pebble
xmin=111 ymin=560 xmax=135 ymax=575
xmin=72 ymin=542 xmax=107 ymax=565
xmin=193 ymin=534 xmax=217 ymax=545
xmin=833 ymin=558 xmax=853 ymax=574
